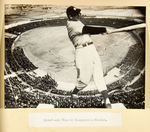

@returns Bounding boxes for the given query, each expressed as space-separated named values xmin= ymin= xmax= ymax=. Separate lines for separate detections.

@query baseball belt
xmin=75 ymin=42 xmax=93 ymax=48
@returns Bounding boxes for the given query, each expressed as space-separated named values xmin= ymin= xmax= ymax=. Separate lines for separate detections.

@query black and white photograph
xmin=4 ymin=5 xmax=145 ymax=109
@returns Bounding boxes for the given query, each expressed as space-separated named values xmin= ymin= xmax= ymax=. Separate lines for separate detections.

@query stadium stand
xmin=4 ymin=18 xmax=145 ymax=108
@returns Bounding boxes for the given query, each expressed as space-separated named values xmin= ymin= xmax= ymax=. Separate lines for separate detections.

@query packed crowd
xmin=5 ymin=79 xmax=144 ymax=108
xmin=13 ymin=47 xmax=37 ymax=72
xmin=5 ymin=70 xmax=145 ymax=109
xmin=4 ymin=40 xmax=145 ymax=109
xmin=108 ymin=41 xmax=145 ymax=91
xmin=18 ymin=73 xmax=57 ymax=92
xmin=5 ymin=38 xmax=22 ymax=72
xmin=119 ymin=43 xmax=144 ymax=73
xmin=5 ymin=63 xmax=12 ymax=75
xmin=4 ymin=17 xmax=145 ymax=109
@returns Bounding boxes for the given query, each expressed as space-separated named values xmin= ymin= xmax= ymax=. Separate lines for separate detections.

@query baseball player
xmin=66 ymin=6 xmax=111 ymax=108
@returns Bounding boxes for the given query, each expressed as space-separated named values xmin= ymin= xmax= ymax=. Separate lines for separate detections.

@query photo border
xmin=0 ymin=0 xmax=150 ymax=131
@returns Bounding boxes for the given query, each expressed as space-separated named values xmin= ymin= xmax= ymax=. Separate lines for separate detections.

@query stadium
xmin=5 ymin=5 xmax=145 ymax=108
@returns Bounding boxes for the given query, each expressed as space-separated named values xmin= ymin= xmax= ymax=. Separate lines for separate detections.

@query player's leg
xmin=93 ymin=51 xmax=111 ymax=108
xmin=72 ymin=48 xmax=93 ymax=95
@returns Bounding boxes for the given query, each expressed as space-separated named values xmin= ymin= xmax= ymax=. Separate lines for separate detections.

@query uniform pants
xmin=75 ymin=44 xmax=107 ymax=92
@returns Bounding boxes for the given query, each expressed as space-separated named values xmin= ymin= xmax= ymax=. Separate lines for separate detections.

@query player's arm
xmin=82 ymin=25 xmax=107 ymax=35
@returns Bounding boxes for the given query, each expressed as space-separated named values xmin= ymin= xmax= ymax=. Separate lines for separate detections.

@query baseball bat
xmin=107 ymin=23 xmax=146 ymax=34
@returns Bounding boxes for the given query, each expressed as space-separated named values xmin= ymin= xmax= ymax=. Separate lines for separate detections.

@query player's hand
xmin=106 ymin=28 xmax=112 ymax=34
xmin=102 ymin=28 xmax=111 ymax=35
xmin=102 ymin=32 xmax=107 ymax=35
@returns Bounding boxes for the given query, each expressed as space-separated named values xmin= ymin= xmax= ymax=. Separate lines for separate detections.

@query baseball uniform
xmin=66 ymin=20 xmax=107 ymax=92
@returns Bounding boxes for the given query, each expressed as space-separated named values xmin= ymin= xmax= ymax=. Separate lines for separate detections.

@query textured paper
xmin=29 ymin=112 xmax=122 ymax=127
xmin=0 ymin=0 xmax=150 ymax=132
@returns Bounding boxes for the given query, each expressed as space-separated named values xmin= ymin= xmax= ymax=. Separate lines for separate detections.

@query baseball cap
xmin=66 ymin=6 xmax=81 ymax=18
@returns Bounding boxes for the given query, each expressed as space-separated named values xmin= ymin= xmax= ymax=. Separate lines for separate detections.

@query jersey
xmin=66 ymin=20 xmax=93 ymax=47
